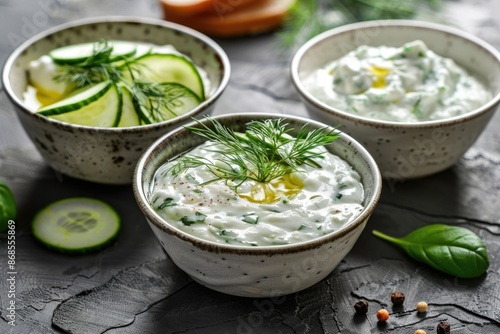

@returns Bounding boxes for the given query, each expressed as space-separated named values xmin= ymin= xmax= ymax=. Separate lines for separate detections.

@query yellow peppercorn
xmin=416 ymin=301 xmax=428 ymax=313
xmin=376 ymin=309 xmax=390 ymax=322
xmin=414 ymin=330 xmax=427 ymax=334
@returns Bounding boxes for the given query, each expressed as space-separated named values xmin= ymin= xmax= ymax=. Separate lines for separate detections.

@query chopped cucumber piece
xmin=31 ymin=197 xmax=121 ymax=254
xmin=133 ymin=54 xmax=205 ymax=100
xmin=132 ymin=83 xmax=201 ymax=124
xmin=234 ymin=132 xmax=251 ymax=143
xmin=245 ymin=130 xmax=293 ymax=145
xmin=40 ymin=81 xmax=122 ymax=127
xmin=118 ymin=86 xmax=141 ymax=127
xmin=49 ymin=41 xmax=137 ymax=65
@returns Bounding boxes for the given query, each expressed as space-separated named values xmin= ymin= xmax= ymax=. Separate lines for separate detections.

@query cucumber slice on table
xmin=39 ymin=81 xmax=122 ymax=127
xmin=133 ymin=54 xmax=205 ymax=100
xmin=133 ymin=82 xmax=201 ymax=124
xmin=32 ymin=197 xmax=121 ymax=254
xmin=49 ymin=41 xmax=137 ymax=64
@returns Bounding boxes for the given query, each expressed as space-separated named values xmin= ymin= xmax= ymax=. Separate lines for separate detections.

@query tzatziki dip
xmin=149 ymin=119 xmax=364 ymax=247
xmin=303 ymin=40 xmax=492 ymax=122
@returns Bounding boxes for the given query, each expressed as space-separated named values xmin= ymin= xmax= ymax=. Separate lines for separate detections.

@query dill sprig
xmin=130 ymin=82 xmax=199 ymax=122
xmin=278 ymin=0 xmax=442 ymax=49
xmin=53 ymin=40 xmax=195 ymax=123
xmin=53 ymin=41 xmax=124 ymax=86
xmin=168 ymin=117 xmax=340 ymax=190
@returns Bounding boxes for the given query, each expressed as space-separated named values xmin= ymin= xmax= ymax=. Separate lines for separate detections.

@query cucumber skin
xmin=49 ymin=41 xmax=137 ymax=65
xmin=33 ymin=232 xmax=120 ymax=255
xmin=38 ymin=81 xmax=112 ymax=116
xmin=44 ymin=83 xmax=121 ymax=128
xmin=131 ymin=83 xmax=201 ymax=124
xmin=31 ymin=197 xmax=121 ymax=255
xmin=134 ymin=53 xmax=205 ymax=100
xmin=118 ymin=86 xmax=141 ymax=127
xmin=0 ymin=180 xmax=16 ymax=233
xmin=132 ymin=94 xmax=152 ymax=125
xmin=112 ymin=83 xmax=123 ymax=127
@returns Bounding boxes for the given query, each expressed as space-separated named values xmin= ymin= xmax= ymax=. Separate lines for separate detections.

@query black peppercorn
xmin=436 ymin=321 xmax=451 ymax=334
xmin=354 ymin=300 xmax=369 ymax=315
xmin=391 ymin=291 xmax=405 ymax=306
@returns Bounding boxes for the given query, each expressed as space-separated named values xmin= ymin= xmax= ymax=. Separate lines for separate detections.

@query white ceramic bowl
xmin=291 ymin=20 xmax=500 ymax=180
xmin=133 ymin=113 xmax=382 ymax=297
xmin=2 ymin=17 xmax=230 ymax=184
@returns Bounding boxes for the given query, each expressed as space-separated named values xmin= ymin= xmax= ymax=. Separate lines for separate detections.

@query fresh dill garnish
xmin=131 ymin=82 xmax=200 ymax=123
xmin=168 ymin=117 xmax=340 ymax=190
xmin=53 ymin=41 xmax=125 ymax=87
xmin=52 ymin=40 xmax=198 ymax=123
xmin=278 ymin=0 xmax=442 ymax=49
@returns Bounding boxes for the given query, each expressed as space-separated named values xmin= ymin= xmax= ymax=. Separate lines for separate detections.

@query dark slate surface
xmin=0 ymin=0 xmax=499 ymax=333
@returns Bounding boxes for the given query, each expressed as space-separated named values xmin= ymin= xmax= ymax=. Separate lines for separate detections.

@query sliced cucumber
xmin=31 ymin=197 xmax=121 ymax=254
xmin=118 ymin=86 xmax=141 ymax=127
xmin=40 ymin=82 xmax=122 ymax=127
xmin=39 ymin=81 xmax=111 ymax=115
xmin=133 ymin=54 xmax=205 ymax=100
xmin=132 ymin=83 xmax=201 ymax=124
xmin=49 ymin=41 xmax=137 ymax=65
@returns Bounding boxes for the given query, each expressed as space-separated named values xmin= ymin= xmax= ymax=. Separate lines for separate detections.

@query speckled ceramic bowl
xmin=2 ymin=17 xmax=230 ymax=184
xmin=133 ymin=113 xmax=382 ymax=297
xmin=291 ymin=20 xmax=500 ymax=180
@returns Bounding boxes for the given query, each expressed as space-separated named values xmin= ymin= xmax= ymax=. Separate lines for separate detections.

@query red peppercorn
xmin=376 ymin=309 xmax=390 ymax=322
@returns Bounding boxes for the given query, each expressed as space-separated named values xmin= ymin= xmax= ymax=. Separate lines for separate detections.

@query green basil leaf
xmin=372 ymin=224 xmax=489 ymax=278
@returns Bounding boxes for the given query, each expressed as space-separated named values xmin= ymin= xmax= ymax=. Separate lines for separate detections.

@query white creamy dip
xmin=303 ymin=40 xmax=492 ymax=122
xmin=150 ymin=141 xmax=364 ymax=247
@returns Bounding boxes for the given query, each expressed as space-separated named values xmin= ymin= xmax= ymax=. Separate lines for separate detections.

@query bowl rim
xmin=1 ymin=16 xmax=231 ymax=133
xmin=133 ymin=113 xmax=382 ymax=255
xmin=290 ymin=19 xmax=500 ymax=128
